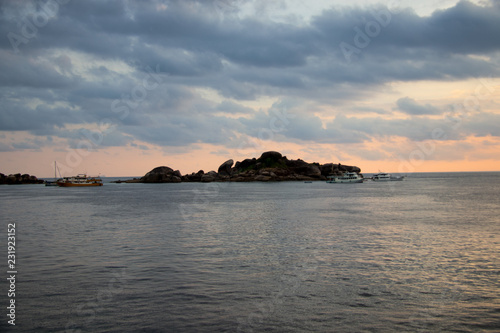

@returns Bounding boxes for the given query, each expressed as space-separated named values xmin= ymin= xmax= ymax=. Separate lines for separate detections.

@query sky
xmin=0 ymin=0 xmax=499 ymax=177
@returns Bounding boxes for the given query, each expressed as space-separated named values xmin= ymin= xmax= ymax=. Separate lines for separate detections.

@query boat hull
xmin=57 ymin=182 xmax=103 ymax=187
xmin=372 ymin=176 xmax=405 ymax=181
xmin=326 ymin=179 xmax=364 ymax=183
xmin=326 ymin=172 xmax=364 ymax=183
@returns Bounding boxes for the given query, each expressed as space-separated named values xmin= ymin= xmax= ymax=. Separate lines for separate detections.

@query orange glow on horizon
xmin=1 ymin=138 xmax=499 ymax=179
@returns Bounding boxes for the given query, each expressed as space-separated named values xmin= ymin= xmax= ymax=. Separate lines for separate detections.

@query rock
xmin=258 ymin=151 xmax=282 ymax=161
xmin=201 ymin=171 xmax=218 ymax=183
xmin=182 ymin=170 xmax=204 ymax=182
xmin=126 ymin=178 xmax=142 ymax=183
xmin=200 ymin=175 xmax=214 ymax=182
xmin=286 ymin=159 xmax=321 ymax=178
xmin=320 ymin=163 xmax=335 ymax=176
xmin=301 ymin=164 xmax=322 ymax=178
xmin=232 ymin=176 xmax=254 ymax=182
xmin=295 ymin=175 xmax=316 ymax=181
xmin=0 ymin=172 xmax=44 ymax=184
xmin=111 ymin=178 xmax=142 ymax=183
xmin=171 ymin=176 xmax=182 ymax=183
xmin=5 ymin=175 xmax=17 ymax=184
xmin=218 ymin=159 xmax=234 ymax=176
xmin=234 ymin=158 xmax=256 ymax=172
xmin=254 ymin=175 xmax=272 ymax=182
xmin=140 ymin=166 xmax=181 ymax=183
xmin=345 ymin=165 xmax=361 ymax=173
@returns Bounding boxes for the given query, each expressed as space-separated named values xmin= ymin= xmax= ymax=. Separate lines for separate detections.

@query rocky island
xmin=0 ymin=173 xmax=44 ymax=185
xmin=117 ymin=151 xmax=361 ymax=183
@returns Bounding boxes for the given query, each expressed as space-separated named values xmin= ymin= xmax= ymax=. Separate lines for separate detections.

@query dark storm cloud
xmin=1 ymin=0 xmax=499 ymax=150
xmin=314 ymin=1 xmax=500 ymax=55
xmin=0 ymin=50 xmax=77 ymax=88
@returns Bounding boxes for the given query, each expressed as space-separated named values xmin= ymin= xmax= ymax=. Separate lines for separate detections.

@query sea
xmin=1 ymin=172 xmax=499 ymax=332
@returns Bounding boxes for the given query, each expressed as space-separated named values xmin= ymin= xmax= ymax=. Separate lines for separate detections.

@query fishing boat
xmin=326 ymin=172 xmax=364 ymax=183
xmin=57 ymin=174 xmax=103 ymax=187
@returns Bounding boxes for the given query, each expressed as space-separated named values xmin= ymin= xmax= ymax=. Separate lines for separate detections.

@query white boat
xmin=372 ymin=173 xmax=405 ymax=181
xmin=372 ymin=173 xmax=391 ymax=181
xmin=326 ymin=172 xmax=364 ymax=183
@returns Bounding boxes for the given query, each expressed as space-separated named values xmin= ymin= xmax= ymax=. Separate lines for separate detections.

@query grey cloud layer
xmin=0 ymin=0 xmax=499 ymax=150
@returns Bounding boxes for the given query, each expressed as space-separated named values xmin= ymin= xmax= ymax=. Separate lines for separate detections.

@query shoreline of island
xmin=111 ymin=151 xmax=362 ymax=184
xmin=1 ymin=151 xmax=363 ymax=185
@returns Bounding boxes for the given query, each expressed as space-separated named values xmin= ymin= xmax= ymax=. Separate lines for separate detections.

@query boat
xmin=57 ymin=174 xmax=103 ymax=187
xmin=45 ymin=161 xmax=63 ymax=186
xmin=326 ymin=172 xmax=364 ymax=183
xmin=372 ymin=173 xmax=406 ymax=181
xmin=372 ymin=173 xmax=391 ymax=181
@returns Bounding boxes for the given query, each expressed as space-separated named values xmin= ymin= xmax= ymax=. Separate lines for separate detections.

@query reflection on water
xmin=0 ymin=172 xmax=499 ymax=332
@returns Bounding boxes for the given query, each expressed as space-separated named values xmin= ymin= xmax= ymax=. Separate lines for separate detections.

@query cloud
xmin=396 ymin=97 xmax=441 ymax=115
xmin=0 ymin=50 xmax=77 ymax=88
xmin=216 ymin=100 xmax=255 ymax=114
xmin=0 ymin=0 xmax=499 ymax=156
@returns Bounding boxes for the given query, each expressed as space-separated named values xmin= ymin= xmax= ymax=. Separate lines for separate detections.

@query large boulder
xmin=318 ymin=163 xmax=361 ymax=176
xmin=335 ymin=163 xmax=361 ymax=174
xmin=285 ymin=159 xmax=321 ymax=178
xmin=258 ymin=151 xmax=282 ymax=161
xmin=320 ymin=163 xmax=335 ymax=176
xmin=218 ymin=159 xmax=234 ymax=176
xmin=141 ymin=166 xmax=181 ymax=183
xmin=201 ymin=171 xmax=218 ymax=183
xmin=344 ymin=165 xmax=361 ymax=173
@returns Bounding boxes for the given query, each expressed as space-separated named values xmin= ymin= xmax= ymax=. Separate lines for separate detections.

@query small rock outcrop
xmin=0 ymin=173 xmax=44 ymax=185
xmin=182 ymin=170 xmax=205 ymax=182
xmin=140 ymin=166 xmax=182 ymax=183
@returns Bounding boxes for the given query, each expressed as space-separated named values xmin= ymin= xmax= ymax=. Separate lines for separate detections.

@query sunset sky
xmin=1 ymin=0 xmax=499 ymax=177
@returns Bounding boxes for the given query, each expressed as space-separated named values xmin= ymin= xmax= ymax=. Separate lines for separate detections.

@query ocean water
xmin=1 ymin=172 xmax=499 ymax=332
